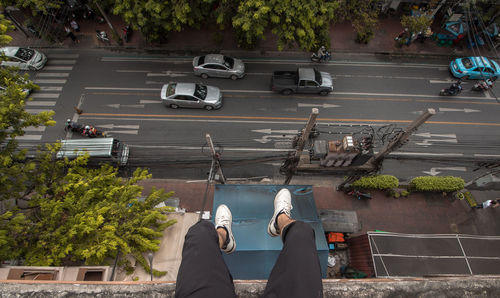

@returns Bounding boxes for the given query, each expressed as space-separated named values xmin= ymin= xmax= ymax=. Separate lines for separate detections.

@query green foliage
xmin=336 ymin=0 xmax=379 ymax=44
xmin=352 ymin=175 xmax=399 ymax=190
xmin=0 ymin=0 xmax=63 ymax=14
xmin=409 ymin=176 xmax=465 ymax=192
xmin=401 ymin=190 xmax=409 ymax=197
xmin=401 ymin=14 xmax=432 ymax=35
xmin=0 ymin=210 xmax=27 ymax=261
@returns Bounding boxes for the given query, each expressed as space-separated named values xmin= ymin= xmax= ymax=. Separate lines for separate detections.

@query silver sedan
xmin=193 ymin=54 xmax=245 ymax=80
xmin=161 ymin=82 xmax=223 ymax=110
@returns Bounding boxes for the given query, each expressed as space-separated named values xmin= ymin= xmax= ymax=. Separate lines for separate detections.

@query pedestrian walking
xmin=70 ymin=19 xmax=80 ymax=32
xmin=175 ymin=188 xmax=323 ymax=298
xmin=474 ymin=199 xmax=500 ymax=209
xmin=65 ymin=25 xmax=79 ymax=43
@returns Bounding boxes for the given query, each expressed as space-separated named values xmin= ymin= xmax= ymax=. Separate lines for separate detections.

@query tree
xmin=231 ymin=0 xmax=339 ymax=50
xmin=335 ymin=0 xmax=379 ymax=44
xmin=0 ymin=0 xmax=62 ymax=14
xmin=112 ymin=0 xmax=210 ymax=42
xmin=400 ymin=14 xmax=433 ymax=38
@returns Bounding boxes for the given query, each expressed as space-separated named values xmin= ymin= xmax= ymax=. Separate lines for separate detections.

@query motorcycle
xmin=65 ymin=120 xmax=84 ymax=133
xmin=96 ymin=30 xmax=110 ymax=44
xmin=472 ymin=80 xmax=493 ymax=91
xmin=347 ymin=190 xmax=372 ymax=200
xmin=439 ymin=82 xmax=462 ymax=96
xmin=311 ymin=51 xmax=331 ymax=63
xmin=122 ymin=25 xmax=132 ymax=43
xmin=82 ymin=126 xmax=107 ymax=138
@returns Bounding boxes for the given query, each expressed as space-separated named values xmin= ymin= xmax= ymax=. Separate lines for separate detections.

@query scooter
xmin=439 ymin=82 xmax=462 ymax=96
xmin=82 ymin=127 xmax=107 ymax=138
xmin=347 ymin=190 xmax=372 ymax=200
xmin=472 ymin=80 xmax=493 ymax=91
xmin=96 ymin=30 xmax=110 ymax=44
xmin=122 ymin=25 xmax=132 ymax=43
xmin=311 ymin=51 xmax=331 ymax=63
xmin=65 ymin=120 xmax=84 ymax=133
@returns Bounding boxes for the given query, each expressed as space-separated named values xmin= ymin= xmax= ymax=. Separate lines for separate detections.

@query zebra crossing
xmin=19 ymin=52 xmax=78 ymax=142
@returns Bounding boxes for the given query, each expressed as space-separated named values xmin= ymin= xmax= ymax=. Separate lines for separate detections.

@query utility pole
xmin=94 ymin=1 xmax=122 ymax=44
xmin=284 ymin=108 xmax=319 ymax=185
xmin=337 ymin=108 xmax=436 ymax=190
xmin=206 ymin=133 xmax=226 ymax=184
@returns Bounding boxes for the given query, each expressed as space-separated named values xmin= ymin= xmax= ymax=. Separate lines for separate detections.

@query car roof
xmin=174 ymin=82 xmax=196 ymax=95
xmin=56 ymin=138 xmax=115 ymax=158
xmin=467 ymin=56 xmax=491 ymax=68
xmin=0 ymin=46 xmax=20 ymax=57
xmin=298 ymin=68 xmax=315 ymax=81
xmin=203 ymin=54 xmax=224 ymax=64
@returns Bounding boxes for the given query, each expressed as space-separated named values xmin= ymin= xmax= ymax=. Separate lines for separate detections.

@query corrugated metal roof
xmin=56 ymin=138 xmax=114 ymax=159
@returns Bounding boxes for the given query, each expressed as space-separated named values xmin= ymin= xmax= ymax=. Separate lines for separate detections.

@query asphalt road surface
xmin=20 ymin=49 xmax=500 ymax=183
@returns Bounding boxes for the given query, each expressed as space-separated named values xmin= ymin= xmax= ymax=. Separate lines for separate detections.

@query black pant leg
xmin=175 ymin=220 xmax=236 ymax=298
xmin=263 ymin=221 xmax=323 ymax=298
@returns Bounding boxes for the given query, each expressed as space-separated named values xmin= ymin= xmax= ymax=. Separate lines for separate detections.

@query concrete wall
xmin=1 ymin=277 xmax=500 ymax=297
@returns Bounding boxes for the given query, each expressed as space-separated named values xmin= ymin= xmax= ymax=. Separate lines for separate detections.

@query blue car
xmin=449 ymin=56 xmax=500 ymax=80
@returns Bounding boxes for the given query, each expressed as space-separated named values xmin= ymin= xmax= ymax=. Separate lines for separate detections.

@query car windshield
xmin=487 ymin=58 xmax=497 ymax=72
xmin=166 ymin=83 xmax=176 ymax=96
xmin=198 ymin=56 xmax=205 ymax=65
xmin=14 ymin=48 xmax=35 ymax=61
xmin=194 ymin=84 xmax=207 ymax=100
xmin=314 ymin=69 xmax=322 ymax=84
xmin=223 ymin=56 xmax=235 ymax=69
xmin=461 ymin=57 xmax=473 ymax=69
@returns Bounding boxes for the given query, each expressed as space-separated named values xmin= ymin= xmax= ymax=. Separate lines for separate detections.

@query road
xmin=20 ymin=49 xmax=500 ymax=183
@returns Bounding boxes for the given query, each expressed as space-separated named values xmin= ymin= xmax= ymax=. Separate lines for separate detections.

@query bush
xmin=409 ymin=176 xmax=465 ymax=192
xmin=352 ymin=175 xmax=399 ymax=190
xmin=401 ymin=190 xmax=410 ymax=197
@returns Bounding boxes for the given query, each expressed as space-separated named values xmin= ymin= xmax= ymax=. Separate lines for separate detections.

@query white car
xmin=0 ymin=47 xmax=47 ymax=70
xmin=161 ymin=82 xmax=222 ymax=110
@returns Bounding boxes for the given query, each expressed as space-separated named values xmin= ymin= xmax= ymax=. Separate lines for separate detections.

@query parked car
xmin=193 ymin=54 xmax=245 ymax=80
xmin=449 ymin=56 xmax=500 ymax=80
xmin=0 ymin=47 xmax=47 ymax=70
xmin=161 ymin=82 xmax=222 ymax=110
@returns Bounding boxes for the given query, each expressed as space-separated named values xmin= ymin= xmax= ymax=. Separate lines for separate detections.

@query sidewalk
xmin=7 ymin=13 xmax=478 ymax=58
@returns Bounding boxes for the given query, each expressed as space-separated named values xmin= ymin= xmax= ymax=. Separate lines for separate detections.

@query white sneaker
xmin=267 ymin=188 xmax=293 ymax=237
xmin=215 ymin=204 xmax=236 ymax=254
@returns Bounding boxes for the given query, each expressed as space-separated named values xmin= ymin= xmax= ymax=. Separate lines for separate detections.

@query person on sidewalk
xmin=474 ymin=199 xmax=500 ymax=209
xmin=64 ymin=25 xmax=79 ymax=44
xmin=175 ymin=188 xmax=323 ymax=298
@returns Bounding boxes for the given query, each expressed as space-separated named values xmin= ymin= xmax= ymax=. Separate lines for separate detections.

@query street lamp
xmin=147 ymin=252 xmax=154 ymax=281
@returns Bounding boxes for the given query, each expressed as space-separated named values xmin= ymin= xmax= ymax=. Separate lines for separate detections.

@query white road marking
xmin=128 ymin=144 xmax=292 ymax=152
xmin=30 ymin=93 xmax=60 ymax=98
xmin=44 ymin=66 xmax=73 ymax=71
xmin=15 ymin=135 xmax=42 ymax=140
xmin=415 ymin=139 xmax=458 ymax=146
xmin=254 ymin=135 xmax=295 ymax=144
xmin=47 ymin=54 xmax=79 ymax=59
xmin=387 ymin=152 xmax=463 ymax=157
xmin=147 ymin=71 xmax=187 ymax=77
xmin=429 ymin=79 xmax=461 ymax=84
xmin=439 ymin=108 xmax=480 ymax=113
xmin=105 ymin=104 xmax=144 ymax=108
xmin=474 ymin=154 xmax=500 ymax=158
xmin=26 ymin=101 xmax=56 ymax=106
xmin=49 ymin=59 xmax=76 ymax=65
xmin=85 ymin=87 xmax=160 ymax=91
xmin=34 ymin=79 xmax=67 ymax=84
xmin=139 ymin=100 xmax=161 ymax=104
xmin=415 ymin=132 xmax=457 ymax=138
xmin=252 ymin=129 xmax=298 ymax=134
xmin=104 ymin=130 xmax=139 ymax=135
xmin=332 ymin=91 xmax=487 ymax=100
xmin=422 ymin=167 xmax=466 ymax=176
xmin=39 ymin=86 xmax=63 ymax=91
xmin=36 ymin=72 xmax=70 ymax=77
xmin=116 ymin=70 xmax=150 ymax=73
xmin=298 ymin=103 xmax=340 ymax=108
xmin=24 ymin=126 xmax=46 ymax=132
xmin=97 ymin=124 xmax=140 ymax=129
xmin=26 ymin=109 xmax=53 ymax=114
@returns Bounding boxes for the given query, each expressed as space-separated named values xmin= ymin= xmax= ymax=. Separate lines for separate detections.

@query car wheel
xmin=230 ymin=74 xmax=238 ymax=80
xmin=201 ymin=73 xmax=209 ymax=79
xmin=170 ymin=104 xmax=179 ymax=109
xmin=319 ymin=90 xmax=329 ymax=96
xmin=281 ymin=89 xmax=293 ymax=95
xmin=204 ymin=105 xmax=214 ymax=111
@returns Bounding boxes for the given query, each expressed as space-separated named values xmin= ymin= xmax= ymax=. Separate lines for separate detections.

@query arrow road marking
xmin=422 ymin=167 xmax=466 ymax=176
xmin=297 ymin=103 xmax=340 ymax=108
xmin=105 ymin=104 xmax=145 ymax=108
xmin=415 ymin=139 xmax=458 ymax=146
xmin=415 ymin=132 xmax=457 ymax=138
xmin=439 ymin=108 xmax=480 ymax=113
xmin=104 ymin=130 xmax=139 ymax=135
xmin=139 ymin=100 xmax=161 ymax=104
xmin=252 ymin=129 xmax=298 ymax=134
xmin=254 ymin=134 xmax=295 ymax=144
xmin=97 ymin=124 xmax=140 ymax=129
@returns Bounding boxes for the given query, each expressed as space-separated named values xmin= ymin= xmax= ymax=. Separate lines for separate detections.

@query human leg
xmin=264 ymin=189 xmax=323 ymax=298
xmin=175 ymin=205 xmax=236 ymax=298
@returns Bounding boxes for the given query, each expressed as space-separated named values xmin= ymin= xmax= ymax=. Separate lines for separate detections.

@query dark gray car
xmin=161 ymin=82 xmax=223 ymax=110
xmin=193 ymin=54 xmax=245 ymax=80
